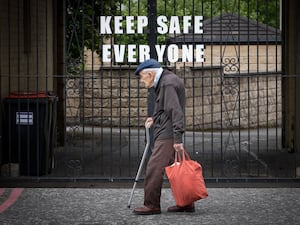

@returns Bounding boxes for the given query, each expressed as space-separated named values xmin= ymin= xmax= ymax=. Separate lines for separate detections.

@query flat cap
xmin=134 ymin=59 xmax=161 ymax=75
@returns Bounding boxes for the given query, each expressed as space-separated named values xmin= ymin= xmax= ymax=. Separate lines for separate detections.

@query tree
xmin=122 ymin=0 xmax=280 ymax=28
xmin=120 ymin=0 xmax=280 ymax=44
xmin=66 ymin=0 xmax=121 ymax=74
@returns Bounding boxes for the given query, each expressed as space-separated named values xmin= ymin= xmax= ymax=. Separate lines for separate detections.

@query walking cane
xmin=127 ymin=127 xmax=150 ymax=208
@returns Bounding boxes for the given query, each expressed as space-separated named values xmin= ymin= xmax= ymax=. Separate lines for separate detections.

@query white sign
xmin=16 ymin=112 xmax=33 ymax=125
xmin=99 ymin=16 xmax=205 ymax=63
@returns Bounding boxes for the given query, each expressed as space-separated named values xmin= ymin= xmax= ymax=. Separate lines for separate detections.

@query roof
xmin=168 ymin=13 xmax=281 ymax=44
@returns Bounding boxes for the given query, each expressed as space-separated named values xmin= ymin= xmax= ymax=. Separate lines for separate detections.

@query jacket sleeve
xmin=163 ymin=84 xmax=185 ymax=144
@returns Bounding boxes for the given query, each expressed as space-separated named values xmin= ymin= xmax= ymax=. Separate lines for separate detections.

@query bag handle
xmin=175 ymin=149 xmax=191 ymax=163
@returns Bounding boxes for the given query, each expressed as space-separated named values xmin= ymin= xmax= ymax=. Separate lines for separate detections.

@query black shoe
xmin=167 ymin=204 xmax=195 ymax=213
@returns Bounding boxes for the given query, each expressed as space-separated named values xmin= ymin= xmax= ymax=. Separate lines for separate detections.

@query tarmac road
xmin=0 ymin=187 xmax=300 ymax=225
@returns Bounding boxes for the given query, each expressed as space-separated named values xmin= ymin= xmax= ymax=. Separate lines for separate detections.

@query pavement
xmin=0 ymin=186 xmax=300 ymax=225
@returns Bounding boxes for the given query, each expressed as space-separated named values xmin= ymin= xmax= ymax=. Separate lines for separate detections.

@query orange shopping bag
xmin=165 ymin=149 xmax=208 ymax=207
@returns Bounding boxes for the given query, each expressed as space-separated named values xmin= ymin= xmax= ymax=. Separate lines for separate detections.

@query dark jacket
xmin=152 ymin=69 xmax=185 ymax=144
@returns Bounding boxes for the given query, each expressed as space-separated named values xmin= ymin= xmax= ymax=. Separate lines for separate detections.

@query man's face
xmin=139 ymin=70 xmax=155 ymax=88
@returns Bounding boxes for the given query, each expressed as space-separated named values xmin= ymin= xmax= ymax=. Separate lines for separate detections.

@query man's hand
xmin=145 ymin=117 xmax=153 ymax=128
xmin=173 ymin=143 xmax=184 ymax=152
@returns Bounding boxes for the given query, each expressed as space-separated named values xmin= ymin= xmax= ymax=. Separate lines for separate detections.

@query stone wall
xmin=66 ymin=67 xmax=282 ymax=130
xmin=184 ymin=67 xmax=282 ymax=129
xmin=66 ymin=68 xmax=148 ymax=127
xmin=174 ymin=45 xmax=281 ymax=75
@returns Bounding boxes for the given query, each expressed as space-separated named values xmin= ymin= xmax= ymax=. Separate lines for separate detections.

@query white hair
xmin=140 ymin=68 xmax=161 ymax=74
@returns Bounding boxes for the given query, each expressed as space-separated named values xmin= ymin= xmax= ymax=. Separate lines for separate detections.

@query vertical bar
xmin=90 ymin=0 xmax=96 ymax=176
xmin=109 ymin=0 xmax=113 ymax=178
xmin=147 ymin=0 xmax=157 ymax=64
xmin=135 ymin=0 xmax=140 ymax=177
xmin=266 ymin=1 xmax=270 ymax=156
xmin=147 ymin=0 xmax=157 ymax=150
xmin=17 ymin=0 xmax=21 ymax=176
xmin=256 ymin=0 xmax=260 ymax=176
xmin=91 ymin=0 xmax=95 ymax=155
xmin=0 ymin=0 xmax=2 ymax=170
xmin=99 ymin=0 xmax=104 ymax=176
xmin=201 ymin=0 xmax=205 ymax=174
xmin=46 ymin=0 xmax=48 ymax=94
xmin=191 ymin=0 xmax=196 ymax=157
xmin=247 ymin=0 xmax=251 ymax=176
xmin=36 ymin=0 xmax=40 ymax=176
xmin=219 ymin=0 xmax=223 ymax=176
xmin=57 ymin=0 xmax=66 ymax=146
xmin=209 ymin=0 xmax=214 ymax=177
xmin=45 ymin=0 xmax=49 ymax=174
xmin=24 ymin=0 xmax=31 ymax=54
xmin=275 ymin=0 xmax=279 ymax=152
xmin=126 ymin=1 xmax=130 ymax=178
xmin=7 ymin=0 xmax=12 ymax=175
xmin=237 ymin=0 xmax=241 ymax=176
xmin=281 ymin=0 xmax=287 ymax=151
xmin=25 ymin=0 xmax=30 ymax=176
xmin=81 ymin=0 xmax=86 ymax=176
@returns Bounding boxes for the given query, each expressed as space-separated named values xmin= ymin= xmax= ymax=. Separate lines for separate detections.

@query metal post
xmin=147 ymin=0 xmax=157 ymax=149
xmin=147 ymin=0 xmax=157 ymax=116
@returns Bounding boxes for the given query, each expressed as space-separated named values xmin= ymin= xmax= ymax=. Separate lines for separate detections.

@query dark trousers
xmin=144 ymin=138 xmax=175 ymax=208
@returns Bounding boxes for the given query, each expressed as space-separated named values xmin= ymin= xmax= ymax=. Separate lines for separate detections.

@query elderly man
xmin=133 ymin=59 xmax=194 ymax=215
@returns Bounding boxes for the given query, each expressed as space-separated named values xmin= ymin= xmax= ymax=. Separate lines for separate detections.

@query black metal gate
xmin=1 ymin=0 xmax=300 ymax=183
xmin=60 ymin=0 xmax=298 ymax=180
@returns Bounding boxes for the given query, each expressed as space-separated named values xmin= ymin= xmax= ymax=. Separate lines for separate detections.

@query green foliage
xmin=66 ymin=0 xmax=121 ymax=74
xmin=122 ymin=0 xmax=280 ymax=27
xmin=120 ymin=0 xmax=280 ymax=44
xmin=202 ymin=0 xmax=280 ymax=28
